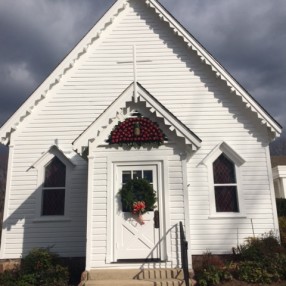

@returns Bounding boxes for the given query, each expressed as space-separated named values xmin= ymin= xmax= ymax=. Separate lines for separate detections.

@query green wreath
xmin=119 ymin=179 xmax=157 ymax=214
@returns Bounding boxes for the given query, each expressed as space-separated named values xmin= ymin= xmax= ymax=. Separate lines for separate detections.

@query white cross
xmin=117 ymin=45 xmax=151 ymax=102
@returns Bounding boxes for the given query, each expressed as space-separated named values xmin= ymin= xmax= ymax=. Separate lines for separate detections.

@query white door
xmin=115 ymin=165 xmax=160 ymax=261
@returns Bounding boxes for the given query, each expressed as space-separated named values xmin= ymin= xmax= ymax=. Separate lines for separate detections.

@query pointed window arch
xmin=213 ymin=154 xmax=239 ymax=212
xmin=32 ymin=145 xmax=74 ymax=219
xmin=42 ymin=157 xmax=66 ymax=216
xmin=202 ymin=141 xmax=246 ymax=217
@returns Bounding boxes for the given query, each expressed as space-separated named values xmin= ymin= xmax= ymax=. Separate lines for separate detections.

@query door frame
xmin=115 ymin=164 xmax=159 ymax=261
xmin=106 ymin=157 xmax=169 ymax=264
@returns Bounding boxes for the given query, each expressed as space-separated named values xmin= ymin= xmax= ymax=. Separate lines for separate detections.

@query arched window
xmin=42 ymin=157 xmax=66 ymax=215
xmin=213 ymin=154 xmax=239 ymax=212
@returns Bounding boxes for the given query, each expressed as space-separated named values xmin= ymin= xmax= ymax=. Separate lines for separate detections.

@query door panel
xmin=115 ymin=165 xmax=160 ymax=260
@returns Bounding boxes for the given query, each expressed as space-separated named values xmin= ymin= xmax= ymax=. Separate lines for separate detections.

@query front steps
xmin=83 ymin=268 xmax=190 ymax=286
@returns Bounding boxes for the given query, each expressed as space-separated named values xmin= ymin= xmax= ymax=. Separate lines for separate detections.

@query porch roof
xmin=73 ymin=82 xmax=202 ymax=154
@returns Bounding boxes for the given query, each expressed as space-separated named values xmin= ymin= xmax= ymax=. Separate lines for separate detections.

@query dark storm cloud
xmin=0 ymin=0 xmax=285 ymax=136
xmin=162 ymin=0 xmax=286 ymax=135
xmin=0 ymin=0 xmax=115 ymax=125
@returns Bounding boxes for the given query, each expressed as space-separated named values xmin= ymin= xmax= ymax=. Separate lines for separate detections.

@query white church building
xmin=0 ymin=0 xmax=282 ymax=273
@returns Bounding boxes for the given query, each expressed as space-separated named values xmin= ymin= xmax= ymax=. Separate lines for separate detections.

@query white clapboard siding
xmin=3 ymin=144 xmax=88 ymax=258
xmin=188 ymin=142 xmax=275 ymax=254
xmin=90 ymin=145 xmax=184 ymax=268
xmin=1 ymin=0 xmax=277 ymax=262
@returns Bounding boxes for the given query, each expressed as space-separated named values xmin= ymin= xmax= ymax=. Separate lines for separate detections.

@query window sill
xmin=33 ymin=216 xmax=71 ymax=223
xmin=208 ymin=213 xmax=247 ymax=219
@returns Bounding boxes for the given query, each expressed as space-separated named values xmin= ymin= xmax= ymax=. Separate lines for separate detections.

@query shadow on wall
xmin=0 ymin=151 xmax=87 ymax=260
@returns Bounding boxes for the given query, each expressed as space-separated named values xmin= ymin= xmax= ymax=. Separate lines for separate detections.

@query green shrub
xmin=0 ymin=248 xmax=69 ymax=286
xmin=196 ymin=265 xmax=222 ymax=286
xmin=271 ymin=254 xmax=286 ymax=280
xmin=197 ymin=265 xmax=233 ymax=286
xmin=276 ymin=198 xmax=286 ymax=217
xmin=195 ymin=233 xmax=286 ymax=285
xmin=21 ymin=248 xmax=69 ymax=286
xmin=0 ymin=269 xmax=19 ymax=286
xmin=17 ymin=273 xmax=37 ymax=286
xmin=237 ymin=260 xmax=274 ymax=284
xmin=233 ymin=231 xmax=284 ymax=261
xmin=195 ymin=252 xmax=232 ymax=286
xmin=233 ymin=232 xmax=286 ymax=283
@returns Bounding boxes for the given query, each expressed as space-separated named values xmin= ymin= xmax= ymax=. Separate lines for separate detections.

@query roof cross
xmin=117 ymin=45 xmax=151 ymax=102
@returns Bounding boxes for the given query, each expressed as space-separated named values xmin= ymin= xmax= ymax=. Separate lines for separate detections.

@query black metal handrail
xmin=179 ymin=221 xmax=189 ymax=286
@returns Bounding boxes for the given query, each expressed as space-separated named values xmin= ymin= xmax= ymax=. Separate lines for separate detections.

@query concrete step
xmin=88 ymin=268 xmax=184 ymax=281
xmin=83 ymin=269 xmax=188 ymax=286
xmin=85 ymin=278 xmax=185 ymax=286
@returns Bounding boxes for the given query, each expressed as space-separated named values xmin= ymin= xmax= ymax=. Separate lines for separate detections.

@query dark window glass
xmin=213 ymin=154 xmax=239 ymax=212
xmin=215 ymin=186 xmax=238 ymax=212
xmin=122 ymin=171 xmax=132 ymax=184
xmin=42 ymin=157 xmax=66 ymax=216
xmin=133 ymin=170 xmax=142 ymax=180
xmin=143 ymin=170 xmax=153 ymax=183
xmin=44 ymin=157 xmax=66 ymax=187
xmin=213 ymin=154 xmax=236 ymax=184
xmin=42 ymin=189 xmax=65 ymax=215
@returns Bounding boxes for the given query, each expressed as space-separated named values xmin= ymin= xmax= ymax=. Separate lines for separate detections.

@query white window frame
xmin=213 ymin=153 xmax=239 ymax=213
xmin=32 ymin=146 xmax=74 ymax=222
xmin=202 ymin=142 xmax=246 ymax=218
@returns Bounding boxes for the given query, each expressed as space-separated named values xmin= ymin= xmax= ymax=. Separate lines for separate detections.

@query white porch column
xmin=85 ymin=144 xmax=95 ymax=271
xmin=181 ymin=152 xmax=192 ymax=268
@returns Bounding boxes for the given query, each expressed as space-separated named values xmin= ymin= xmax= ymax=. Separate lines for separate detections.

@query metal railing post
xmin=179 ymin=221 xmax=190 ymax=286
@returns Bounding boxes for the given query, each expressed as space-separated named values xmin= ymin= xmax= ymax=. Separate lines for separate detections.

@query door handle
xmin=154 ymin=210 xmax=160 ymax=228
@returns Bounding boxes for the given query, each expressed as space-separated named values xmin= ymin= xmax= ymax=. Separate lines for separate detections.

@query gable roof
xmin=0 ymin=0 xmax=282 ymax=145
xmin=73 ymin=82 xmax=202 ymax=153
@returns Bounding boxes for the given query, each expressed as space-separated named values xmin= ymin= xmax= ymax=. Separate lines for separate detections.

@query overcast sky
xmin=0 ymin=0 xmax=285 ymax=142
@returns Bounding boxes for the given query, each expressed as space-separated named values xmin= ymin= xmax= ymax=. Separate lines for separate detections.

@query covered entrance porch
xmin=72 ymin=82 xmax=201 ymax=270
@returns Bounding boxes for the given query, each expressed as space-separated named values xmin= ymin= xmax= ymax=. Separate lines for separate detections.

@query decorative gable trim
xmin=0 ymin=0 xmax=129 ymax=145
xmin=145 ymin=0 xmax=282 ymax=138
xmin=201 ymin=141 xmax=245 ymax=167
xmin=0 ymin=0 xmax=282 ymax=145
xmin=73 ymin=82 xmax=202 ymax=154
xmin=137 ymin=83 xmax=202 ymax=147
xmin=32 ymin=145 xmax=75 ymax=169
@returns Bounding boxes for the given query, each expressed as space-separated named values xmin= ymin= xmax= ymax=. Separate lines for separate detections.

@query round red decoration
xmin=108 ymin=117 xmax=165 ymax=147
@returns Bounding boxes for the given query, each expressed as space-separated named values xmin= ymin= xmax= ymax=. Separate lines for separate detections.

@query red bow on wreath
xmin=132 ymin=201 xmax=146 ymax=224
